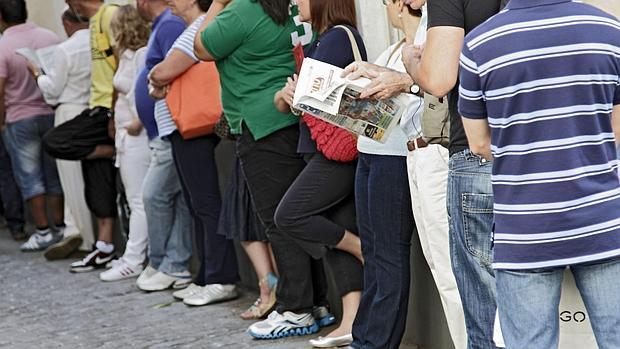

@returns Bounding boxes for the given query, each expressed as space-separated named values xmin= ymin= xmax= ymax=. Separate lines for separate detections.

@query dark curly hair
xmin=0 ymin=0 xmax=27 ymax=25
xmin=198 ymin=0 xmax=213 ymax=12
xmin=253 ymin=0 xmax=290 ymax=26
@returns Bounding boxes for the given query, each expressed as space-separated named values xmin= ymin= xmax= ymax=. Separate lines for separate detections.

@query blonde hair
xmin=110 ymin=5 xmax=150 ymax=54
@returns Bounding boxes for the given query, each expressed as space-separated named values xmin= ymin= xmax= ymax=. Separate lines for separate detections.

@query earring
xmin=398 ymin=13 xmax=402 ymax=18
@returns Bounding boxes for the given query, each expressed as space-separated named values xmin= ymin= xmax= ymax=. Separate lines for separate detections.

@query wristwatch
xmin=410 ymin=83 xmax=421 ymax=94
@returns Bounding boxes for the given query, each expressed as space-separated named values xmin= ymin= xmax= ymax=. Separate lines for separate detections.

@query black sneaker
xmin=312 ymin=305 xmax=336 ymax=328
xmin=69 ymin=248 xmax=115 ymax=273
xmin=10 ymin=230 xmax=27 ymax=242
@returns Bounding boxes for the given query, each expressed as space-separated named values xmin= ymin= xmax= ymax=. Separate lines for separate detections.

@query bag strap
xmin=386 ymin=38 xmax=406 ymax=66
xmin=335 ymin=25 xmax=363 ymax=62
xmin=95 ymin=4 xmax=119 ymax=70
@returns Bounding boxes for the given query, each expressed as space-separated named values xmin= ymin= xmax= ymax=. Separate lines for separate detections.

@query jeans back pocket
xmin=462 ymin=193 xmax=494 ymax=267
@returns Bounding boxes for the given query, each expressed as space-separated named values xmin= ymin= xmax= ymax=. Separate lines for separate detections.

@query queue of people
xmin=1 ymin=0 xmax=620 ymax=348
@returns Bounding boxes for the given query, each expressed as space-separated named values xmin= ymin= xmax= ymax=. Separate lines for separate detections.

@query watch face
xmin=411 ymin=84 xmax=420 ymax=94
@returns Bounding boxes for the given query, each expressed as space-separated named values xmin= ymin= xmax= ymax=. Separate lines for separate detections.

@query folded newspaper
xmin=293 ymin=58 xmax=408 ymax=143
xmin=15 ymin=45 xmax=58 ymax=75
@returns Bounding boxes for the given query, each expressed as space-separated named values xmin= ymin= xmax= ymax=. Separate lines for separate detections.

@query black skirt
xmin=217 ymin=155 xmax=268 ymax=242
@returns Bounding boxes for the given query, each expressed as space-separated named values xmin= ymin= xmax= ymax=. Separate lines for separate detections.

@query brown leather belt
xmin=407 ymin=137 xmax=429 ymax=151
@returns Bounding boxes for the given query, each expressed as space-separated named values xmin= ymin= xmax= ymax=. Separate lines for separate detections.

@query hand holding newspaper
xmin=292 ymin=58 xmax=408 ymax=143
xmin=15 ymin=45 xmax=58 ymax=75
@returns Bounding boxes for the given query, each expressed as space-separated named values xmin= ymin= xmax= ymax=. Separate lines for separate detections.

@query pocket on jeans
xmin=462 ymin=193 xmax=494 ymax=266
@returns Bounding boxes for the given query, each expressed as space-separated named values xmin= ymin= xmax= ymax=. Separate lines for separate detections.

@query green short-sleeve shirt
xmin=200 ymin=0 xmax=312 ymax=140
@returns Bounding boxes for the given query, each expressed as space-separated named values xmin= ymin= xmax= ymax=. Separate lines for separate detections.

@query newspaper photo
xmin=16 ymin=44 xmax=58 ymax=75
xmin=293 ymin=58 xmax=408 ymax=143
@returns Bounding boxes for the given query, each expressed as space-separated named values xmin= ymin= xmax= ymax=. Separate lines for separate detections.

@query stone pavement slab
xmin=0 ymin=231 xmax=326 ymax=349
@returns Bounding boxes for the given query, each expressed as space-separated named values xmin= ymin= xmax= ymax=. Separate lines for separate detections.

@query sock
xmin=95 ymin=240 xmax=114 ymax=254
xmin=55 ymin=222 xmax=66 ymax=229
xmin=36 ymin=227 xmax=52 ymax=242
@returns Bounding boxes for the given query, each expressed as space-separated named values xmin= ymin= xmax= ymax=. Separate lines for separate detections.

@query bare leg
xmin=85 ymin=145 xmax=115 ymax=160
xmin=326 ymin=291 xmax=361 ymax=337
xmin=28 ymin=194 xmax=49 ymax=229
xmin=97 ymin=217 xmax=115 ymax=243
xmin=335 ymin=230 xmax=363 ymax=264
xmin=46 ymin=194 xmax=64 ymax=226
xmin=268 ymin=243 xmax=279 ymax=276
xmin=242 ymin=241 xmax=275 ymax=302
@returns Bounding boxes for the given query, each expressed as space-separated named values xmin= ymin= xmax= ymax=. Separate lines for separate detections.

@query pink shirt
xmin=0 ymin=23 xmax=61 ymax=123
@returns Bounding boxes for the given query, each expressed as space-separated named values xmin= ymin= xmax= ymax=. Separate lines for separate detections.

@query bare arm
xmin=0 ymin=78 xmax=5 ymax=130
xmin=612 ymin=105 xmax=620 ymax=144
xmin=194 ymin=1 xmax=228 ymax=61
xmin=462 ymin=117 xmax=492 ymax=161
xmin=274 ymin=74 xmax=297 ymax=113
xmin=341 ymin=62 xmax=413 ymax=100
xmin=149 ymin=49 xmax=196 ymax=87
xmin=406 ymin=26 xmax=464 ymax=98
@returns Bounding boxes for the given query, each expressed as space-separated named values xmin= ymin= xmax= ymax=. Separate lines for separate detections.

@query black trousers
xmin=275 ymin=153 xmax=363 ymax=297
xmin=237 ymin=124 xmax=333 ymax=313
xmin=42 ymin=107 xmax=116 ymax=218
xmin=169 ymin=131 xmax=239 ymax=285
xmin=0 ymin=136 xmax=24 ymax=234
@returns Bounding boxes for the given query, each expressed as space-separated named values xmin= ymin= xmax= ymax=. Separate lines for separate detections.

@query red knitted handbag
xmin=303 ymin=113 xmax=358 ymax=162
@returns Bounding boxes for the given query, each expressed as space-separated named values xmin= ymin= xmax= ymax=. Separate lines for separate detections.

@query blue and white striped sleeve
xmin=615 ymin=73 xmax=620 ymax=106
xmin=458 ymin=42 xmax=486 ymax=119
xmin=171 ymin=16 xmax=204 ymax=62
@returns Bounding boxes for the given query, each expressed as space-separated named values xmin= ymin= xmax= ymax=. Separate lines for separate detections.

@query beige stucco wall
xmin=27 ymin=0 xmax=135 ymax=37
xmin=584 ymin=0 xmax=620 ymax=17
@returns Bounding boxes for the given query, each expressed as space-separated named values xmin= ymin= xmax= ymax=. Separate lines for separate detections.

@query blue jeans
xmin=497 ymin=259 xmax=620 ymax=349
xmin=169 ymin=132 xmax=239 ymax=285
xmin=142 ymin=139 xmax=192 ymax=275
xmin=3 ymin=115 xmax=62 ymax=200
xmin=352 ymin=153 xmax=415 ymax=349
xmin=447 ymin=149 xmax=498 ymax=349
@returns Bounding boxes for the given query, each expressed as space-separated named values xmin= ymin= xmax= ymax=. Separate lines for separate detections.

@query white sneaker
xmin=137 ymin=270 xmax=190 ymax=292
xmin=20 ymin=231 xmax=62 ymax=252
xmin=183 ymin=284 xmax=238 ymax=306
xmin=99 ymin=259 xmax=143 ymax=282
xmin=172 ymin=283 xmax=203 ymax=300
xmin=172 ymin=276 xmax=193 ymax=289
xmin=136 ymin=265 xmax=158 ymax=288
xmin=248 ymin=311 xmax=319 ymax=339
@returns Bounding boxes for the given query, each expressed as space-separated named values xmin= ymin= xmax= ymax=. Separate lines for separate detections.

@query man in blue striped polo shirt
xmin=458 ymin=0 xmax=620 ymax=347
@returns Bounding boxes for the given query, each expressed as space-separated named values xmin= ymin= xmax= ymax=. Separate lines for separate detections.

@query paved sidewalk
xmin=0 ymin=230 xmax=324 ymax=349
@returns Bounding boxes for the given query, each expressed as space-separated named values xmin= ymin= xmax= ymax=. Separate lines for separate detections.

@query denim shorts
xmin=3 ymin=114 xmax=62 ymax=200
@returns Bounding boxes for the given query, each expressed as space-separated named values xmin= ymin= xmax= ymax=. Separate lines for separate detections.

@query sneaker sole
xmin=183 ymin=291 xmax=239 ymax=306
xmin=318 ymin=314 xmax=337 ymax=328
xmin=70 ymin=266 xmax=96 ymax=273
xmin=44 ymin=236 xmax=83 ymax=261
xmin=20 ymin=247 xmax=46 ymax=252
xmin=137 ymin=282 xmax=175 ymax=292
xmin=172 ymin=278 xmax=193 ymax=289
xmin=248 ymin=322 xmax=319 ymax=340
